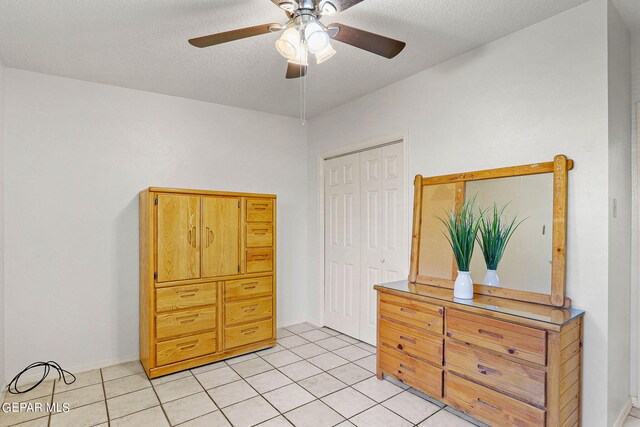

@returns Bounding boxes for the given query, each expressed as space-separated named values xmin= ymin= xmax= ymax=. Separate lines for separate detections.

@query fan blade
xmin=320 ymin=0 xmax=365 ymax=13
xmin=189 ymin=24 xmax=279 ymax=48
xmin=328 ymin=23 xmax=406 ymax=59
xmin=286 ymin=62 xmax=307 ymax=79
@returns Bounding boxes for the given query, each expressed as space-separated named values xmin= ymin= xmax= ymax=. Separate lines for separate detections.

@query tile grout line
xmin=99 ymin=369 xmax=111 ymax=427
xmin=189 ymin=365 xmax=236 ymax=427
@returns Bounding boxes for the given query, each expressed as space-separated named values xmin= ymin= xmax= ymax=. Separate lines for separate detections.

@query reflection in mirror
xmin=467 ymin=174 xmax=553 ymax=294
xmin=418 ymin=183 xmax=457 ymax=281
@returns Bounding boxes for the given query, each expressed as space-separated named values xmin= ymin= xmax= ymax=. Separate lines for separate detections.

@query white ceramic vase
xmin=453 ymin=271 xmax=474 ymax=299
xmin=483 ymin=269 xmax=500 ymax=287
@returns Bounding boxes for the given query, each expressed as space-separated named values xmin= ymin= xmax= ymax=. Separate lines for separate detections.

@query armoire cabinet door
xmin=202 ymin=197 xmax=240 ymax=277
xmin=157 ymin=194 xmax=201 ymax=282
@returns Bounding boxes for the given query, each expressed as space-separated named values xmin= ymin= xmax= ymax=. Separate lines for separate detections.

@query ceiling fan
xmin=188 ymin=0 xmax=406 ymax=79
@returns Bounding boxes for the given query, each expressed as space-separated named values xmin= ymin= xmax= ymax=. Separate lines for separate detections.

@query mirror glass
xmin=466 ymin=174 xmax=553 ymax=294
xmin=417 ymin=174 xmax=553 ymax=295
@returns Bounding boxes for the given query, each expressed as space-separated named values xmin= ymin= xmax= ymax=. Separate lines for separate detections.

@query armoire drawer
xmin=156 ymin=331 xmax=217 ymax=366
xmin=225 ymin=319 xmax=273 ymax=349
xmin=379 ymin=319 xmax=443 ymax=366
xmin=446 ymin=309 xmax=547 ymax=366
xmin=225 ymin=297 xmax=273 ymax=326
xmin=246 ymin=249 xmax=273 ymax=273
xmin=225 ymin=276 xmax=272 ymax=301
xmin=246 ymin=224 xmax=273 ymax=248
xmin=156 ymin=283 xmax=216 ymax=313
xmin=379 ymin=293 xmax=443 ymax=335
xmin=379 ymin=345 xmax=443 ymax=398
xmin=156 ymin=306 xmax=217 ymax=341
xmin=445 ymin=340 xmax=546 ymax=408
xmin=247 ymin=199 xmax=273 ymax=222
xmin=445 ymin=373 xmax=545 ymax=427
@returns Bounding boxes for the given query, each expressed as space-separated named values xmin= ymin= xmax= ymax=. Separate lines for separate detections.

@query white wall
xmin=0 ymin=54 xmax=5 ymax=389
xmin=3 ymin=69 xmax=308 ymax=378
xmin=630 ymin=30 xmax=640 ymax=401
xmin=308 ymin=1 xmax=612 ymax=424
xmin=607 ymin=1 xmax=632 ymax=423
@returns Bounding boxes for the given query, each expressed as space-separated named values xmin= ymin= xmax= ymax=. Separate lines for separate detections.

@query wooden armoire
xmin=139 ymin=187 xmax=276 ymax=378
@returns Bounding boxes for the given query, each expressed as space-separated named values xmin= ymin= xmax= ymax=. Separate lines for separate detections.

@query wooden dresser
xmin=139 ymin=187 xmax=276 ymax=378
xmin=375 ymin=281 xmax=584 ymax=427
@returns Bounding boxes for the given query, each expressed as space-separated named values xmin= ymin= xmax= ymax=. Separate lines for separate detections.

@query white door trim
xmin=316 ymin=132 xmax=410 ymax=328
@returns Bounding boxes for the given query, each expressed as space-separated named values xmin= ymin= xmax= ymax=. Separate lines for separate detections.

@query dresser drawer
xmin=225 ymin=276 xmax=272 ymax=301
xmin=379 ymin=345 xmax=443 ymax=398
xmin=225 ymin=297 xmax=273 ymax=326
xmin=246 ymin=224 xmax=273 ymax=248
xmin=247 ymin=199 xmax=273 ymax=222
xmin=379 ymin=319 xmax=443 ymax=366
xmin=156 ymin=331 xmax=217 ymax=366
xmin=156 ymin=307 xmax=217 ymax=341
xmin=246 ymin=249 xmax=273 ymax=273
xmin=446 ymin=310 xmax=546 ymax=366
xmin=225 ymin=319 xmax=273 ymax=349
xmin=445 ymin=373 xmax=545 ymax=427
xmin=156 ymin=283 xmax=216 ymax=313
xmin=445 ymin=340 xmax=546 ymax=408
xmin=379 ymin=293 xmax=443 ymax=335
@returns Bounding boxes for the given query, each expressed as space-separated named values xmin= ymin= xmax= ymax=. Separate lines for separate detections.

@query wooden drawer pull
xmin=176 ymin=314 xmax=199 ymax=324
xmin=478 ymin=329 xmax=503 ymax=340
xmin=178 ymin=340 xmax=198 ymax=350
xmin=241 ymin=326 xmax=259 ymax=335
xmin=399 ymin=307 xmax=416 ymax=315
xmin=477 ymin=398 xmax=502 ymax=412
xmin=241 ymin=304 xmax=259 ymax=313
xmin=399 ymin=335 xmax=417 ymax=344
xmin=251 ymin=204 xmax=268 ymax=210
xmin=253 ymin=255 xmax=268 ymax=261
xmin=176 ymin=288 xmax=198 ymax=294
xmin=252 ymin=229 xmax=268 ymax=235
xmin=477 ymin=364 xmax=501 ymax=376
xmin=242 ymin=283 xmax=258 ymax=290
xmin=399 ymin=363 xmax=415 ymax=373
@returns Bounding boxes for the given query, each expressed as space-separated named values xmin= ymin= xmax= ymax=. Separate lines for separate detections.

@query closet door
xmin=202 ymin=196 xmax=240 ymax=277
xmin=324 ymin=153 xmax=361 ymax=337
xmin=359 ymin=148 xmax=383 ymax=344
xmin=359 ymin=143 xmax=405 ymax=344
xmin=157 ymin=194 xmax=201 ymax=282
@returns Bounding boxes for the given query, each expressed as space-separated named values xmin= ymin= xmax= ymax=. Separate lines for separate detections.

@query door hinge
xmin=238 ymin=200 xmax=241 ymax=208
xmin=153 ymin=272 xmax=158 ymax=280
xmin=154 ymin=197 xmax=158 ymax=205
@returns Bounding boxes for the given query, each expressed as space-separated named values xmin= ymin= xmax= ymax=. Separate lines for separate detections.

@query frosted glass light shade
xmin=315 ymin=43 xmax=335 ymax=64
xmin=275 ymin=28 xmax=301 ymax=60
xmin=305 ymin=21 xmax=329 ymax=53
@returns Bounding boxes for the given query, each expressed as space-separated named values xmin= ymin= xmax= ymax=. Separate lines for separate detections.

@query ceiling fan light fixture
xmin=304 ymin=21 xmax=329 ymax=53
xmin=278 ymin=1 xmax=297 ymax=12
xmin=275 ymin=27 xmax=301 ymax=60
xmin=315 ymin=43 xmax=336 ymax=64
xmin=319 ymin=1 xmax=337 ymax=15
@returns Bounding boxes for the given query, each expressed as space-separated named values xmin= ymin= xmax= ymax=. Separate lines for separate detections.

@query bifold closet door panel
xmin=157 ymin=194 xmax=201 ymax=282
xmin=324 ymin=153 xmax=361 ymax=338
xmin=202 ymin=196 xmax=241 ymax=278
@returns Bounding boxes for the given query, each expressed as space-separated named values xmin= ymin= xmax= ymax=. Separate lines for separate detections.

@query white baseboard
xmin=613 ymin=397 xmax=633 ymax=427
xmin=6 ymin=354 xmax=139 ymax=387
xmin=278 ymin=319 xmax=321 ymax=329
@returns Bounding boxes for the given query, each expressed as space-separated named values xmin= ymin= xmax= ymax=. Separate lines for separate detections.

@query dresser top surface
xmin=375 ymin=280 xmax=584 ymax=326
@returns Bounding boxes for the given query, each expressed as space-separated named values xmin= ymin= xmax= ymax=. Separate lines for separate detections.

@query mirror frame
xmin=408 ymin=154 xmax=574 ymax=307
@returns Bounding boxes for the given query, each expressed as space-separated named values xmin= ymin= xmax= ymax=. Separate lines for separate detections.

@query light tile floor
xmin=0 ymin=323 xmax=487 ymax=427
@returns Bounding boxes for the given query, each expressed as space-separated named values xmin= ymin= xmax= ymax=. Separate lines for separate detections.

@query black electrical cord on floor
xmin=6 ymin=361 xmax=76 ymax=394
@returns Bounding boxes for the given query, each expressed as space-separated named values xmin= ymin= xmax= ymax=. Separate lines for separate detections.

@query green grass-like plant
xmin=477 ymin=203 xmax=525 ymax=270
xmin=438 ymin=196 xmax=482 ymax=272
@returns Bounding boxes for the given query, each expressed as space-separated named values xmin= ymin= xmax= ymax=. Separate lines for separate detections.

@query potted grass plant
xmin=439 ymin=196 xmax=482 ymax=300
xmin=476 ymin=203 xmax=525 ymax=287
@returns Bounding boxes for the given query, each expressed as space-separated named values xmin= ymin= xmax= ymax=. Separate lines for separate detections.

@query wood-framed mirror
xmin=408 ymin=155 xmax=573 ymax=307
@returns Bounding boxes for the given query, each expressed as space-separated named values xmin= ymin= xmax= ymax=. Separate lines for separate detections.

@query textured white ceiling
xmin=0 ymin=0 xmax=593 ymax=117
